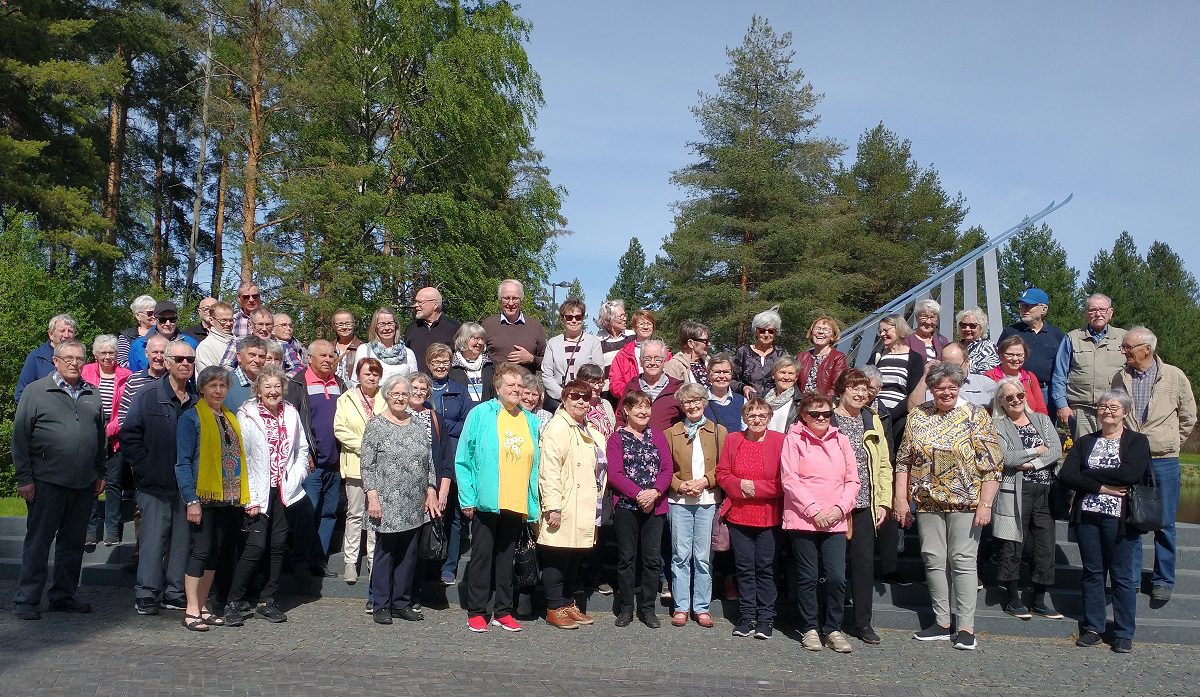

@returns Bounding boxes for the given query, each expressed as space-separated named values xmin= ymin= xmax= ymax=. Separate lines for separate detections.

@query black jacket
xmin=119 ymin=376 xmax=199 ymax=497
xmin=448 ymin=362 xmax=495 ymax=404
xmin=1059 ymin=428 xmax=1150 ymax=533
xmin=404 ymin=315 xmax=461 ymax=373
xmin=11 ymin=375 xmax=107 ymax=489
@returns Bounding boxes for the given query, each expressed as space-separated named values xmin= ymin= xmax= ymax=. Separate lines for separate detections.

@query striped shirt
xmin=116 ymin=369 xmax=165 ymax=426
xmin=98 ymin=376 xmax=115 ymax=417
xmin=874 ymin=352 xmax=911 ymax=410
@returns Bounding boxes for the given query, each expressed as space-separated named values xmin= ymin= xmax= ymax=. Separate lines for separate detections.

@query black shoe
xmin=857 ymin=626 xmax=881 ymax=645
xmin=85 ymin=531 xmax=99 ymax=546
xmin=392 ymin=607 xmax=424 ymax=622
xmin=1076 ymin=630 xmax=1103 ymax=647
xmin=135 ymin=598 xmax=160 ymax=616
xmin=159 ymin=597 xmax=187 ymax=611
xmin=615 ymin=611 xmax=634 ymax=627
xmin=881 ymin=573 xmax=913 ymax=587
xmin=223 ymin=604 xmax=245 ymax=627
xmin=256 ymin=599 xmax=288 ymax=623
xmin=14 ymin=605 xmax=41 ymax=620
xmin=753 ymin=622 xmax=773 ymax=640
xmin=732 ymin=621 xmax=754 ymax=637
xmin=638 ymin=612 xmax=660 ymax=628
xmin=364 ymin=599 xmax=374 ymax=615
xmin=1003 ymin=603 xmax=1033 ymax=620
xmin=952 ymin=630 xmax=976 ymax=651
xmin=293 ymin=566 xmax=313 ymax=581
xmin=913 ymin=624 xmax=952 ymax=641
xmin=1030 ymin=604 xmax=1064 ymax=620
xmin=373 ymin=607 xmax=393 ymax=625
xmin=1112 ymin=637 xmax=1133 ymax=653
xmin=104 ymin=532 xmax=120 ymax=546
xmin=1150 ymin=585 xmax=1172 ymax=603
xmin=49 ymin=598 xmax=92 ymax=614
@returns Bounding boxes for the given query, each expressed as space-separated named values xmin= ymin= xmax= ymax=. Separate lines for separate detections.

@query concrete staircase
xmin=2 ymin=515 xmax=1197 ymax=644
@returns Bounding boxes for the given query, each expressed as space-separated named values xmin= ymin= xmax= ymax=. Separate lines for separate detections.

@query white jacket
xmin=236 ymin=399 xmax=311 ymax=514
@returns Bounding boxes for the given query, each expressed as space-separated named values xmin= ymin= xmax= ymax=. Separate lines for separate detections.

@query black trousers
xmin=187 ymin=505 xmax=240 ymax=578
xmin=465 ymin=510 xmax=524 ymax=618
xmin=875 ymin=516 xmax=899 ymax=576
xmin=539 ymin=545 xmax=585 ymax=609
xmin=228 ymin=488 xmax=291 ymax=603
xmin=996 ymin=482 xmax=1056 ymax=586
xmin=790 ymin=530 xmax=847 ymax=634
xmin=847 ymin=507 xmax=877 ymax=629
xmin=14 ymin=480 xmax=94 ymax=608
xmin=370 ymin=527 xmax=421 ymax=611
xmin=614 ymin=506 xmax=664 ymax=615
xmin=728 ymin=522 xmax=778 ymax=626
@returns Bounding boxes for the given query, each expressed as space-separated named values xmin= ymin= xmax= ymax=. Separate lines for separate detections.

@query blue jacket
xmin=128 ymin=329 xmax=198 ymax=372
xmin=454 ymin=399 xmax=541 ymax=521
xmin=14 ymin=341 xmax=55 ymax=403
xmin=119 ymin=376 xmax=199 ymax=498
xmin=432 ymin=377 xmax=471 ymax=479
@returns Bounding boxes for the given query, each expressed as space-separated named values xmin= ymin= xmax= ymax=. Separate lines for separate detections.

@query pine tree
xmin=566 ymin=278 xmax=585 ymax=306
xmin=997 ymin=223 xmax=1081 ymax=330
xmin=607 ymin=238 xmax=655 ymax=312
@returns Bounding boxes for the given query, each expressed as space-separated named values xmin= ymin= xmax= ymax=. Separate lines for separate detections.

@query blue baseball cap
xmin=1018 ymin=288 xmax=1049 ymax=306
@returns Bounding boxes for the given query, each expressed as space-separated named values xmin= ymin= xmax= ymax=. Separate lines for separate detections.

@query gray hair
xmin=520 ymin=372 xmax=543 ymax=394
xmin=675 ymin=382 xmax=708 ymax=405
xmin=237 ymin=334 xmax=270 ymax=354
xmin=706 ymin=352 xmax=733 ymax=371
xmin=913 ymin=298 xmax=941 ymax=317
xmin=1085 ymin=293 xmax=1113 ymax=309
xmin=92 ymin=334 xmax=118 ymax=353
xmin=197 ymin=365 xmax=232 ymax=392
xmin=751 ymin=305 xmax=782 ymax=333
xmin=53 ymin=340 xmax=85 ymax=358
xmin=991 ymin=376 xmax=1028 ymax=419
xmin=166 ymin=339 xmax=194 ymax=357
xmin=1127 ymin=326 xmax=1157 ymax=353
xmin=860 ymin=364 xmax=883 ymax=385
xmin=498 ymin=279 xmax=524 ymax=299
xmin=925 ymin=362 xmax=966 ymax=389
xmin=453 ymin=322 xmax=487 ymax=353
xmin=641 ymin=338 xmax=667 ymax=356
xmin=410 ymin=372 xmax=433 ymax=393
xmin=307 ymin=338 xmax=334 ymax=356
xmin=380 ymin=373 xmax=412 ymax=401
xmin=145 ymin=333 xmax=169 ymax=351
xmin=955 ymin=307 xmax=989 ymax=335
xmin=48 ymin=313 xmax=78 ymax=334
xmin=1098 ymin=389 xmax=1133 ymax=415
xmin=129 ymin=294 xmax=156 ymax=315
xmin=597 ymin=299 xmax=626 ymax=332
xmin=252 ymin=365 xmax=288 ymax=397
xmin=771 ymin=356 xmax=798 ymax=375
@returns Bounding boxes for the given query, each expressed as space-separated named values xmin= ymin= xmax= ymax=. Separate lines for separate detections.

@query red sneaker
xmin=467 ymin=615 xmax=489 ymax=633
xmin=491 ymin=614 xmax=523 ymax=632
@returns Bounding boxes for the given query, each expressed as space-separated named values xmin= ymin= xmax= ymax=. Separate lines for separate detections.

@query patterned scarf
xmin=683 ymin=415 xmax=708 ymax=443
xmin=256 ymin=402 xmax=291 ymax=488
xmin=763 ymin=386 xmax=795 ymax=413
xmin=370 ymin=340 xmax=410 ymax=366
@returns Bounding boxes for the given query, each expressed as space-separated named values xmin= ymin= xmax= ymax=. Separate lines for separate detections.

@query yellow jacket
xmin=537 ymin=409 xmax=604 ymax=549
xmin=332 ymin=388 xmax=386 ymax=479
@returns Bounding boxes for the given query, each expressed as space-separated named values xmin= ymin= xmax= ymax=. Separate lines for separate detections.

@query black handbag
xmin=1126 ymin=466 xmax=1165 ymax=533
xmin=513 ymin=524 xmax=540 ymax=588
xmin=1048 ymin=466 xmax=1074 ymax=521
xmin=418 ymin=519 xmax=448 ymax=560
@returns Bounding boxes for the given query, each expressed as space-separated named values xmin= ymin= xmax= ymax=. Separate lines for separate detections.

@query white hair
xmin=91 ymin=334 xmax=118 ymax=353
xmin=498 ymin=279 xmax=524 ymax=299
xmin=914 ymin=298 xmax=941 ymax=317
xmin=129 ymin=294 xmax=156 ymax=315
xmin=48 ymin=314 xmax=77 ymax=334
xmin=751 ymin=305 xmax=782 ymax=332
xmin=1127 ymin=326 xmax=1157 ymax=353
xmin=955 ymin=307 xmax=989 ymax=335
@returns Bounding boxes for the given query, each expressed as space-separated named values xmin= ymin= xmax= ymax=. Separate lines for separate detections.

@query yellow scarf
xmin=195 ymin=400 xmax=250 ymax=505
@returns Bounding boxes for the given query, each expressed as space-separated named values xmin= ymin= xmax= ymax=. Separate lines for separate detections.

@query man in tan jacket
xmin=1112 ymin=326 xmax=1197 ymax=603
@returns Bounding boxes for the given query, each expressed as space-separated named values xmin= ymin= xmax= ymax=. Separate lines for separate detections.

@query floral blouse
xmin=615 ymin=428 xmax=662 ymax=511
xmin=896 ymin=402 xmax=1002 ymax=512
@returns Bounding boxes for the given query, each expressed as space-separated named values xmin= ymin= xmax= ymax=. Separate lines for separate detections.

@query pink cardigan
xmin=779 ymin=422 xmax=860 ymax=533
xmin=607 ymin=342 xmax=672 ymax=401
xmin=82 ymin=362 xmax=133 ymax=449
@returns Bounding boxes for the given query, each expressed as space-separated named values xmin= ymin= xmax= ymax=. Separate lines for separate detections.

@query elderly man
xmin=909 ymin=343 xmax=998 ymax=410
xmin=15 ymin=314 xmax=78 ymax=403
xmin=128 ymin=301 xmax=199 ymax=372
xmin=115 ymin=334 xmax=171 ymax=428
xmin=119 ymin=341 xmax=198 ymax=615
xmin=998 ymin=288 xmax=1065 ymax=408
xmin=615 ymin=339 xmax=682 ymax=433
xmin=232 ymin=281 xmax=263 ymax=338
xmin=404 ymin=287 xmax=461 ymax=373
xmin=273 ymin=312 xmax=307 ymax=378
xmin=224 ymin=335 xmax=270 ymax=411
xmin=12 ymin=340 xmax=107 ymax=619
xmin=1051 ymin=293 xmax=1126 ymax=437
xmin=195 ymin=301 xmax=237 ymax=373
xmin=1112 ymin=327 xmax=1197 ymax=603
xmin=183 ymin=296 xmax=218 ymax=343
xmin=286 ymin=339 xmax=347 ymax=578
xmin=482 ymin=279 xmax=547 ymax=372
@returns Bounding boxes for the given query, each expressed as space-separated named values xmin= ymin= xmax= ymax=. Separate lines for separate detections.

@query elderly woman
xmin=763 ymin=357 xmax=800 ymax=433
xmin=894 ymin=363 xmax=1001 ymax=651
xmin=333 ymin=357 xmax=385 ymax=584
xmin=175 ymin=366 xmax=248 ymax=632
xmin=83 ymin=334 xmax=132 ymax=546
xmin=331 ymin=309 xmax=364 ymax=382
xmin=984 ymin=336 xmax=1048 ymax=415
xmin=991 ymin=376 xmax=1063 ymax=620
xmin=870 ymin=313 xmax=926 ymax=433
xmin=543 ymin=299 xmax=604 ymax=412
xmin=795 ymin=316 xmax=848 ymax=398
xmin=732 ymin=305 xmax=788 ymax=399
xmin=956 ymin=307 xmax=999 ymax=375
xmin=664 ymin=320 xmax=711 ymax=387
xmin=596 ymin=299 xmax=634 ymax=396
xmin=361 ymin=373 xmax=441 ymax=625
xmin=664 ymin=383 xmax=726 ymax=628
xmin=904 ymin=299 xmax=950 ymax=361
xmin=832 ymin=370 xmax=893 ymax=645
xmin=705 ymin=353 xmax=745 ymax=434
xmin=716 ymin=397 xmax=783 ymax=639
xmin=426 ymin=343 xmax=472 ymax=585
xmin=228 ymin=366 xmax=310 ymax=626
xmin=1058 ymin=390 xmax=1150 ymax=653
xmin=520 ymin=373 xmax=554 ymax=433
xmin=537 ymin=379 xmax=606 ymax=629
xmin=117 ymin=294 xmax=157 ymax=368
xmin=608 ymin=309 xmax=669 ymax=401
xmin=454 ymin=363 xmax=542 ymax=633
xmin=449 ymin=322 xmax=494 ymax=404
xmin=781 ymin=391 xmax=861 ymax=653
xmin=607 ymin=390 xmax=673 ymax=627
xmin=353 ymin=307 xmax=417 ymax=385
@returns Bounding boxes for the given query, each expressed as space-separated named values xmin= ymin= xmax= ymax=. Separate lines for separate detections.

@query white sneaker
xmin=801 ymin=629 xmax=823 ymax=651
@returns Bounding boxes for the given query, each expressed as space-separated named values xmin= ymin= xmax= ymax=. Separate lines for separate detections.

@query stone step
xmin=890 ymin=557 xmax=1200 ymax=594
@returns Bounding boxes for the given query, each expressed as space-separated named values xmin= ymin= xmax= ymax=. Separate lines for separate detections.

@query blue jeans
xmin=1136 ymin=457 xmax=1180 ymax=589
xmin=667 ymin=503 xmax=715 ymax=614
xmin=441 ymin=483 xmax=464 ymax=580
xmin=296 ymin=467 xmax=341 ymax=567
xmin=1075 ymin=513 xmax=1139 ymax=639
xmin=88 ymin=452 xmax=124 ymax=539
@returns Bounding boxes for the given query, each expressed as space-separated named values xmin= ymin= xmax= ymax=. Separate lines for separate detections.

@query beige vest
xmin=1065 ymin=326 xmax=1126 ymax=406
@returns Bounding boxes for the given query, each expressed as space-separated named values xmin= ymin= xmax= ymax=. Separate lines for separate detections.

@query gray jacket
xmin=12 ymin=375 xmax=106 ymax=489
xmin=993 ymin=411 xmax=1061 ymax=542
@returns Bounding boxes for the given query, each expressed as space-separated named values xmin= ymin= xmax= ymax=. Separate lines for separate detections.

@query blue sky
xmin=519 ymin=1 xmax=1200 ymax=325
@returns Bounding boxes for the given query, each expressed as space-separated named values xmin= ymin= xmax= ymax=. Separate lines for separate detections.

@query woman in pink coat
xmin=780 ymin=391 xmax=861 ymax=654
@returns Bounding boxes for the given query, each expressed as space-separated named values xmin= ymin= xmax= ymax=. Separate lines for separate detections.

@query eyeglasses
xmin=376 ymin=321 xmax=396 ymax=328
xmin=958 ymin=322 xmax=980 ymax=329
xmin=275 ymin=321 xmax=292 ymax=328
xmin=1097 ymin=404 xmax=1124 ymax=413
xmin=1002 ymin=352 xmax=1025 ymax=359
xmin=561 ymin=314 xmax=583 ymax=322
xmin=805 ymin=410 xmax=833 ymax=420
xmin=54 ymin=355 xmax=85 ymax=365
xmin=709 ymin=369 xmax=731 ymax=376
xmin=757 ymin=327 xmax=777 ymax=335
xmin=563 ymin=391 xmax=593 ymax=402
xmin=1085 ymin=307 xmax=1111 ymax=315
xmin=500 ymin=296 xmax=522 ymax=302
xmin=169 ymin=355 xmax=196 ymax=364
xmin=682 ymin=398 xmax=705 ymax=407
xmin=415 ymin=298 xmax=438 ymax=306
xmin=239 ymin=293 xmax=261 ymax=300
xmin=1002 ymin=392 xmax=1026 ymax=402
xmin=386 ymin=392 xmax=408 ymax=400
xmin=846 ymin=385 xmax=870 ymax=394
xmin=430 ymin=360 xmax=451 ymax=368
xmin=1119 ymin=343 xmax=1148 ymax=353
xmin=213 ymin=315 xmax=234 ymax=325
xmin=641 ymin=357 xmax=664 ymax=365
xmin=745 ymin=413 xmax=770 ymax=422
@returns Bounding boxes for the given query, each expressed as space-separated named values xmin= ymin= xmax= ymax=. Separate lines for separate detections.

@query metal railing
xmin=836 ymin=195 xmax=1074 ymax=367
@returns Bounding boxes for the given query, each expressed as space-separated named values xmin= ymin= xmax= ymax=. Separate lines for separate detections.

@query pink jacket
xmin=608 ymin=341 xmax=672 ymax=401
xmin=82 ymin=362 xmax=133 ymax=448
xmin=779 ymin=421 xmax=861 ymax=533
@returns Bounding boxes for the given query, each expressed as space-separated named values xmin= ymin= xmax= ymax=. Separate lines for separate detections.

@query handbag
xmin=711 ymin=506 xmax=730 ymax=552
xmin=513 ymin=524 xmax=540 ymax=587
xmin=418 ymin=519 xmax=448 ymax=560
xmin=1126 ymin=466 xmax=1165 ymax=533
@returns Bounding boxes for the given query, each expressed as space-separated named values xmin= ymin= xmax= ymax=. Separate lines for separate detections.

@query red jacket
xmin=717 ymin=430 xmax=784 ymax=527
xmin=82 ymin=362 xmax=133 ymax=450
xmin=608 ymin=342 xmax=672 ymax=401
xmin=983 ymin=367 xmax=1048 ymax=415
xmin=794 ymin=349 xmax=848 ymax=398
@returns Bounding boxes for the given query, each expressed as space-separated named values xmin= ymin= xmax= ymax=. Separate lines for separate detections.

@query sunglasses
xmin=240 ymin=293 xmax=261 ymax=300
xmin=561 ymin=314 xmax=583 ymax=322
xmin=157 ymin=316 xmax=178 ymax=323
xmin=691 ymin=337 xmax=710 ymax=345
xmin=958 ymin=322 xmax=979 ymax=329
xmin=169 ymin=355 xmax=196 ymax=363
xmin=805 ymin=410 xmax=833 ymax=420
xmin=757 ymin=327 xmax=777 ymax=335
xmin=563 ymin=391 xmax=593 ymax=401
xmin=1003 ymin=392 xmax=1025 ymax=402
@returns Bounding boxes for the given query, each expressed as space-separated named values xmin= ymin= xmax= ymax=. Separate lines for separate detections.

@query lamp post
xmin=549 ymin=280 xmax=572 ymax=331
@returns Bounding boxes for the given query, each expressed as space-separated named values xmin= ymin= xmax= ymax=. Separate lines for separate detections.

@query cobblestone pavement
xmin=0 ymin=581 xmax=1196 ymax=697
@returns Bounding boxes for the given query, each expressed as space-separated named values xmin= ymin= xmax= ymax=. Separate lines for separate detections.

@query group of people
xmin=10 ymin=281 xmax=1195 ymax=655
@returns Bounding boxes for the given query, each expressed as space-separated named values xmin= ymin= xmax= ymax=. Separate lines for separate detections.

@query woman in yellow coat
xmin=538 ymin=378 xmax=606 ymax=629
xmin=332 ymin=357 xmax=386 ymax=584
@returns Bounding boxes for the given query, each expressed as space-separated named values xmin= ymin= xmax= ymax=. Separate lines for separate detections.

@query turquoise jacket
xmin=454 ymin=398 xmax=541 ymax=522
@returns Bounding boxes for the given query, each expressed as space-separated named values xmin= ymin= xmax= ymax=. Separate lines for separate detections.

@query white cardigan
xmin=541 ymin=333 xmax=604 ymax=400
xmin=236 ymin=399 xmax=311 ymax=514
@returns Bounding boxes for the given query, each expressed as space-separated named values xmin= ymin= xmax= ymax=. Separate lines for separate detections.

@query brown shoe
xmin=694 ymin=612 xmax=715 ymax=628
xmin=545 ymin=607 xmax=578 ymax=630
xmin=565 ymin=603 xmax=594 ymax=625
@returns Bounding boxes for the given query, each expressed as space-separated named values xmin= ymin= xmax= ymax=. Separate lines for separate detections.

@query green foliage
xmin=997 ymin=223 xmax=1082 ymax=329
xmin=607 ymin=238 xmax=657 ymax=317
xmin=566 ymin=278 xmax=585 ymax=307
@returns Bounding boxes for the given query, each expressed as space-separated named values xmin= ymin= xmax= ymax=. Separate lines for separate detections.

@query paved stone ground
xmin=0 ymin=581 xmax=1196 ymax=697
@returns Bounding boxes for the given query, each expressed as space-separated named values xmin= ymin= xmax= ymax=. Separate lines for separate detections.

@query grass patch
xmin=1180 ymin=452 xmax=1200 ymax=466
xmin=1183 ymin=461 xmax=1200 ymax=485
xmin=0 ymin=497 xmax=27 ymax=517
